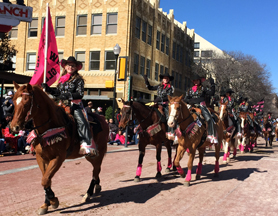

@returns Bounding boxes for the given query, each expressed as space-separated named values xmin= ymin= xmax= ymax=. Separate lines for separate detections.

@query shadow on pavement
xmin=0 ymin=157 xmax=36 ymax=163
xmin=56 ymin=182 xmax=183 ymax=214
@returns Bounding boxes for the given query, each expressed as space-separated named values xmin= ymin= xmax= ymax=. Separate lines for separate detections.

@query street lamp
xmin=112 ymin=43 xmax=121 ymax=123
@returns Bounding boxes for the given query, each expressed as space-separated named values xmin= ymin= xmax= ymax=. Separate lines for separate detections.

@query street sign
xmin=0 ymin=2 xmax=33 ymax=23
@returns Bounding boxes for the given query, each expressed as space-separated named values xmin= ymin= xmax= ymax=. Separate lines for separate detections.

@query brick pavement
xmin=0 ymin=138 xmax=278 ymax=216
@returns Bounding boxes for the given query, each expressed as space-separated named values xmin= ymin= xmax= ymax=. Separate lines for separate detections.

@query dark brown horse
xmin=167 ymin=95 xmax=224 ymax=186
xmin=237 ymin=112 xmax=251 ymax=153
xmin=10 ymin=82 xmax=109 ymax=215
xmin=262 ymin=116 xmax=274 ymax=147
xmin=118 ymin=99 xmax=173 ymax=182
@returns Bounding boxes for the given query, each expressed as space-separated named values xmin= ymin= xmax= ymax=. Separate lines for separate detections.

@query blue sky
xmin=160 ymin=0 xmax=278 ymax=93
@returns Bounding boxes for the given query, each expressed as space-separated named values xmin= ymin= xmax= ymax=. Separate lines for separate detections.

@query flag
xmin=29 ymin=7 xmax=60 ymax=86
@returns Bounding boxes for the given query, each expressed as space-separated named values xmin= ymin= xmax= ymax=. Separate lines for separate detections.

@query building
xmin=8 ymin=0 xmax=195 ymax=106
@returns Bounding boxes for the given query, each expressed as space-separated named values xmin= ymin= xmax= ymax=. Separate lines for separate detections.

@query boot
xmin=74 ymin=108 xmax=97 ymax=157
xmin=200 ymin=105 xmax=217 ymax=144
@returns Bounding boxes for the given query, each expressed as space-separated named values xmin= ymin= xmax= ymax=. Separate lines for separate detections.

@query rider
xmin=142 ymin=73 xmax=175 ymax=139
xmin=184 ymin=73 xmax=217 ymax=144
xmin=42 ymin=56 xmax=97 ymax=157
xmin=267 ymin=112 xmax=275 ymax=133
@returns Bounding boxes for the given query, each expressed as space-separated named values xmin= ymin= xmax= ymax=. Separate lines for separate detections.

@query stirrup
xmin=79 ymin=142 xmax=99 ymax=157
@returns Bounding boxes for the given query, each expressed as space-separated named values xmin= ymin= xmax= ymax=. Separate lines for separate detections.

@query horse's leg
xmin=38 ymin=156 xmax=65 ymax=215
xmin=155 ymin=143 xmax=163 ymax=178
xmin=174 ymin=144 xmax=186 ymax=178
xmin=134 ymin=141 xmax=146 ymax=182
xmin=165 ymin=139 xmax=173 ymax=173
xmin=184 ymin=146 xmax=197 ymax=187
xmin=222 ymin=140 xmax=229 ymax=164
xmin=214 ymin=143 xmax=221 ymax=177
xmin=196 ymin=147 xmax=205 ymax=180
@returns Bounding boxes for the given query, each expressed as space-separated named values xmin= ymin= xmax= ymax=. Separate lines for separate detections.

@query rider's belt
xmin=71 ymin=99 xmax=82 ymax=105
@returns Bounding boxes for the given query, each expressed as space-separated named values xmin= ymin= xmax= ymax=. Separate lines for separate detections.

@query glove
xmin=58 ymin=93 xmax=71 ymax=100
xmin=208 ymin=77 xmax=214 ymax=85
xmin=142 ymin=74 xmax=149 ymax=86
xmin=41 ymin=83 xmax=51 ymax=93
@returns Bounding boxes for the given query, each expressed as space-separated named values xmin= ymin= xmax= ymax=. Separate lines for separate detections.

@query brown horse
xmin=237 ymin=112 xmax=250 ymax=153
xmin=218 ymin=101 xmax=237 ymax=163
xmin=167 ymin=95 xmax=223 ymax=186
xmin=118 ymin=99 xmax=173 ymax=182
xmin=262 ymin=116 xmax=274 ymax=147
xmin=274 ymin=122 xmax=278 ymax=142
xmin=10 ymin=82 xmax=109 ymax=215
xmin=246 ymin=112 xmax=259 ymax=152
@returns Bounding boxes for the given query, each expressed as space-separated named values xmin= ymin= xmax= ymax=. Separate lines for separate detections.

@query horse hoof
xmin=155 ymin=172 xmax=162 ymax=178
xmin=38 ymin=204 xmax=48 ymax=215
xmin=81 ymin=193 xmax=90 ymax=203
xmin=223 ymin=160 xmax=227 ymax=164
xmin=196 ymin=174 xmax=201 ymax=180
xmin=50 ymin=197 xmax=59 ymax=209
xmin=165 ymin=168 xmax=171 ymax=173
xmin=180 ymin=173 xmax=186 ymax=178
xmin=134 ymin=176 xmax=140 ymax=182
xmin=240 ymin=151 xmax=244 ymax=154
xmin=184 ymin=181 xmax=190 ymax=187
xmin=172 ymin=166 xmax=177 ymax=172
xmin=95 ymin=185 xmax=101 ymax=194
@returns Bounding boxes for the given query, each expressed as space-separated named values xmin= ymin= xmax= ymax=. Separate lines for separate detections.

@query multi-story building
xmin=8 ymin=0 xmax=194 ymax=107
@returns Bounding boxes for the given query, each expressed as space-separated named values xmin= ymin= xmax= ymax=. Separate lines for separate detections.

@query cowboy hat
xmin=61 ymin=56 xmax=83 ymax=71
xmin=159 ymin=73 xmax=174 ymax=81
xmin=225 ymin=88 xmax=234 ymax=94
xmin=220 ymin=90 xmax=226 ymax=97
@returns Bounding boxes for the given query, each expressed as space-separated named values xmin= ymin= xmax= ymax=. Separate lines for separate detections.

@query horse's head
xmin=118 ymin=98 xmax=132 ymax=130
xmin=167 ymin=95 xmax=184 ymax=128
xmin=10 ymin=82 xmax=35 ymax=133
xmin=219 ymin=101 xmax=228 ymax=120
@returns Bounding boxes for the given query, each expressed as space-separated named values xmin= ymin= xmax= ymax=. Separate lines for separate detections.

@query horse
xmin=273 ymin=122 xmax=278 ymax=141
xmin=167 ymin=95 xmax=224 ymax=186
xmin=237 ymin=112 xmax=250 ymax=154
xmin=10 ymin=82 xmax=109 ymax=215
xmin=118 ymin=99 xmax=173 ymax=182
xmin=262 ymin=116 xmax=274 ymax=147
xmin=219 ymin=101 xmax=237 ymax=164
xmin=246 ymin=112 xmax=259 ymax=152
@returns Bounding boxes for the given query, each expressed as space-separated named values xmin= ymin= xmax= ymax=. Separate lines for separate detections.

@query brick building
xmin=9 ymin=0 xmax=194 ymax=105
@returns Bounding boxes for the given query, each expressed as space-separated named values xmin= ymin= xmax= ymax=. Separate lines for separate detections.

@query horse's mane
xmin=32 ymin=85 xmax=69 ymax=126
xmin=133 ymin=101 xmax=151 ymax=110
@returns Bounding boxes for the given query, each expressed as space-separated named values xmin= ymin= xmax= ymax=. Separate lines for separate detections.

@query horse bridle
xmin=169 ymin=101 xmax=192 ymax=125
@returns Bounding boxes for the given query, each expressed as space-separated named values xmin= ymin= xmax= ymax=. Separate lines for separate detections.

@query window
xmin=58 ymin=52 xmax=63 ymax=71
xmin=91 ymin=14 xmax=102 ymax=35
xmin=142 ymin=20 xmax=147 ymax=42
xmin=55 ymin=16 xmax=65 ymax=36
xmin=172 ymin=42 xmax=176 ymax=59
xmin=76 ymin=15 xmax=87 ymax=35
xmin=155 ymin=63 xmax=159 ymax=81
xmin=194 ymin=51 xmax=199 ymax=57
xmin=160 ymin=65 xmax=164 ymax=75
xmin=11 ymin=55 xmax=16 ymax=69
xmin=201 ymin=50 xmax=212 ymax=57
xmin=147 ymin=24 xmax=152 ymax=45
xmin=26 ymin=53 xmax=36 ymax=70
xmin=75 ymin=51 xmax=85 ymax=70
xmin=176 ymin=45 xmax=180 ymax=61
xmin=140 ymin=56 xmax=145 ymax=75
xmin=134 ymin=53 xmax=139 ymax=74
xmin=105 ymin=51 xmax=115 ymax=70
xmin=179 ymin=74 xmax=182 ymax=89
xmin=165 ymin=37 xmax=169 ymax=55
xmin=146 ymin=59 xmax=151 ymax=78
xmin=194 ymin=42 xmax=200 ymax=49
xmin=135 ymin=16 xmax=141 ymax=39
xmin=180 ymin=48 xmax=183 ymax=63
xmin=28 ymin=18 xmax=38 ymax=37
xmin=90 ymin=51 xmax=100 ymax=70
xmin=161 ymin=34 xmax=165 ymax=52
xmin=156 ymin=31 xmax=160 ymax=50
xmin=41 ymin=17 xmax=45 ymax=32
xmin=106 ymin=13 xmax=118 ymax=34
xmin=9 ymin=26 xmax=18 ymax=38
xmin=165 ymin=67 xmax=168 ymax=75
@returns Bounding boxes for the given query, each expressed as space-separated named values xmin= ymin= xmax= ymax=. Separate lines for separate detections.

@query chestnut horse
xmin=219 ymin=101 xmax=237 ymax=164
xmin=10 ymin=82 xmax=109 ymax=215
xmin=273 ymin=122 xmax=278 ymax=142
xmin=118 ymin=99 xmax=173 ymax=182
xmin=246 ymin=112 xmax=259 ymax=152
xmin=262 ymin=116 xmax=274 ymax=147
xmin=237 ymin=112 xmax=250 ymax=154
xmin=167 ymin=95 xmax=224 ymax=186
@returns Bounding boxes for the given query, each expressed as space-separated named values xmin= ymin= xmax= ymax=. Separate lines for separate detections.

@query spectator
xmin=108 ymin=118 xmax=118 ymax=141
xmin=109 ymin=130 xmax=125 ymax=145
xmin=115 ymin=108 xmax=122 ymax=126
xmin=92 ymin=108 xmax=96 ymax=113
xmin=17 ymin=130 xmax=28 ymax=155
xmin=0 ymin=122 xmax=5 ymax=154
xmin=2 ymin=113 xmax=13 ymax=129
xmin=96 ymin=107 xmax=103 ymax=115
xmin=85 ymin=101 xmax=93 ymax=115
xmin=2 ymin=91 xmax=14 ymax=117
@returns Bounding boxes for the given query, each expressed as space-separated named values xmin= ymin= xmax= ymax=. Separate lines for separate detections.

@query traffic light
xmin=118 ymin=56 xmax=128 ymax=81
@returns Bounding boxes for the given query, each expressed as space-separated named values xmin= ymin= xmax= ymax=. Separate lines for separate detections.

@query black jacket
xmin=147 ymin=84 xmax=174 ymax=103
xmin=184 ymin=84 xmax=215 ymax=105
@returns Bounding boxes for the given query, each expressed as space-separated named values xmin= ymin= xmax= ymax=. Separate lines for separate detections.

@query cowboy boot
xmin=200 ymin=105 xmax=217 ymax=144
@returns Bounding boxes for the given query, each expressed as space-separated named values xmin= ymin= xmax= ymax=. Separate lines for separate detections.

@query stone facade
xmin=9 ymin=0 xmax=194 ymax=101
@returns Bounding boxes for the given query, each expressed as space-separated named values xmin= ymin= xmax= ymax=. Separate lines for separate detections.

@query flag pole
xmin=43 ymin=3 xmax=49 ymax=84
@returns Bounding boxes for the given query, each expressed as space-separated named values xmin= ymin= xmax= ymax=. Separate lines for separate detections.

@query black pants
xmin=162 ymin=104 xmax=175 ymax=133
xmin=200 ymin=105 xmax=215 ymax=138
xmin=72 ymin=104 xmax=92 ymax=145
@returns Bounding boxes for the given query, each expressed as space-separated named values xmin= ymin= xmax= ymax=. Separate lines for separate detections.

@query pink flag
xmin=30 ymin=7 xmax=60 ymax=86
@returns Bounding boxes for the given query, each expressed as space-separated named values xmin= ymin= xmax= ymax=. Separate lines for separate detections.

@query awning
xmin=82 ymin=95 xmax=111 ymax=100
xmin=0 ymin=71 xmax=31 ymax=84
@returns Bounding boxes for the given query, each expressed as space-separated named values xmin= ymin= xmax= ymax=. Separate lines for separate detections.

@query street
xmin=1 ymin=138 xmax=278 ymax=216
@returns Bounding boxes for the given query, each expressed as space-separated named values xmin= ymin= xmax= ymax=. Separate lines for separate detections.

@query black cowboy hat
xmin=159 ymin=73 xmax=174 ymax=81
xmin=225 ymin=88 xmax=234 ymax=94
xmin=61 ymin=56 xmax=83 ymax=71
xmin=220 ymin=90 xmax=226 ymax=97
xmin=268 ymin=111 xmax=272 ymax=114
xmin=242 ymin=97 xmax=248 ymax=101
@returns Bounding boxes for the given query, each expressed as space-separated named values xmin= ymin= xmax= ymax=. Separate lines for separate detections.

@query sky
xmin=160 ymin=0 xmax=278 ymax=93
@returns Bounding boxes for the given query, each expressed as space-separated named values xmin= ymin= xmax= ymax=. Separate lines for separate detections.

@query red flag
xmin=30 ymin=7 xmax=60 ymax=86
